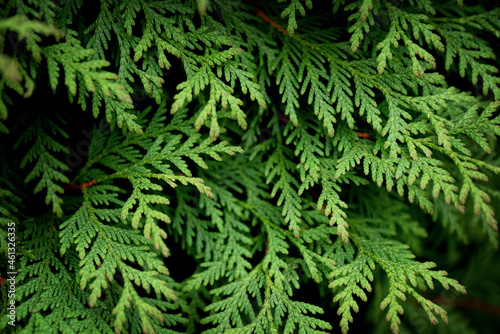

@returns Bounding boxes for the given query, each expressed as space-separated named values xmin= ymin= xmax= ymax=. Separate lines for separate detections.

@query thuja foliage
xmin=1 ymin=0 xmax=500 ymax=333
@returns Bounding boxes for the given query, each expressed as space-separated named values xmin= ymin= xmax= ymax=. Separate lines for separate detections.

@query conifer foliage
xmin=1 ymin=0 xmax=500 ymax=333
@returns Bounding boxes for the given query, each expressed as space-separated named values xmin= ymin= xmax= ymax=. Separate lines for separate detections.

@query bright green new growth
xmin=1 ymin=0 xmax=500 ymax=333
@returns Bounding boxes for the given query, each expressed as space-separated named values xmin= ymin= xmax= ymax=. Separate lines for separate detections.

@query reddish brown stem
xmin=63 ymin=179 xmax=96 ymax=191
xmin=255 ymin=8 xmax=289 ymax=36
xmin=356 ymin=132 xmax=372 ymax=139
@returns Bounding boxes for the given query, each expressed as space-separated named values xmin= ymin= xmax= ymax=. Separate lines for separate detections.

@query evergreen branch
xmin=14 ymin=115 xmax=69 ymax=217
xmin=278 ymin=0 xmax=312 ymax=36
xmin=44 ymin=43 xmax=140 ymax=133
